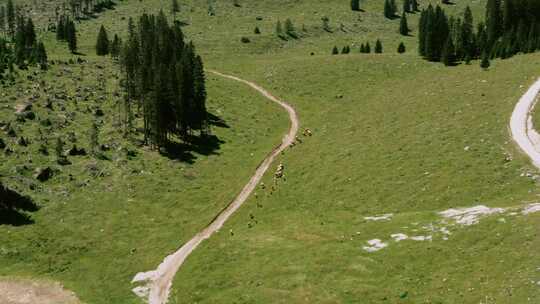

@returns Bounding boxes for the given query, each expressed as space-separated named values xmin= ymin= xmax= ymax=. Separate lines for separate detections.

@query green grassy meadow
xmin=1 ymin=0 xmax=539 ymax=303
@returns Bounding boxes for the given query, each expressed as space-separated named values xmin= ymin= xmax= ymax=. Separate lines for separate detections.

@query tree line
xmin=0 ymin=0 xmax=47 ymax=81
xmin=419 ymin=1 xmax=540 ymax=67
xmin=119 ymin=12 xmax=208 ymax=149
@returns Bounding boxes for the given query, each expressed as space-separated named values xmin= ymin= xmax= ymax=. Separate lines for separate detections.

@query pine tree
xmin=351 ymin=0 xmax=360 ymax=11
xmin=96 ymin=25 xmax=110 ymax=55
xmin=375 ymin=39 xmax=383 ymax=53
xmin=254 ymin=26 xmax=261 ymax=34
xmin=6 ymin=0 xmax=15 ymax=38
xmin=397 ymin=42 xmax=406 ymax=53
xmin=365 ymin=42 xmax=371 ymax=53
xmin=285 ymin=18 xmax=296 ymax=38
xmin=411 ymin=0 xmax=419 ymax=12
xmin=461 ymin=6 xmax=475 ymax=59
xmin=67 ymin=20 xmax=77 ymax=53
xmin=110 ymin=34 xmax=121 ymax=58
xmin=171 ymin=0 xmax=180 ymax=17
xmin=56 ymin=16 xmax=65 ymax=40
xmin=441 ymin=36 xmax=456 ymax=66
xmin=360 ymin=43 xmax=365 ymax=53
xmin=0 ymin=7 xmax=6 ymax=35
xmin=384 ymin=0 xmax=393 ymax=19
xmin=485 ymin=0 xmax=502 ymax=47
xmin=403 ymin=0 xmax=411 ymax=13
xmin=399 ymin=13 xmax=409 ymax=35
xmin=332 ymin=46 xmax=339 ymax=54
xmin=480 ymin=51 xmax=490 ymax=69
xmin=341 ymin=45 xmax=350 ymax=54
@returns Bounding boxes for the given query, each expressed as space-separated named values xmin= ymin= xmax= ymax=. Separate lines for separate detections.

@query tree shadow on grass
xmin=0 ymin=183 xmax=39 ymax=226
xmin=159 ymin=111 xmax=227 ymax=163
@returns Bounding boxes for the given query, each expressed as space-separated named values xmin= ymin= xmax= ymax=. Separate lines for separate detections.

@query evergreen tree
xmin=441 ymin=36 xmax=456 ymax=66
xmin=332 ymin=46 xmax=339 ymax=54
xmin=411 ymin=0 xmax=419 ymax=12
xmin=285 ymin=18 xmax=296 ymax=38
xmin=461 ymin=6 xmax=475 ymax=59
xmin=6 ymin=0 xmax=15 ymax=38
xmin=110 ymin=34 xmax=121 ymax=58
xmin=485 ymin=0 xmax=502 ymax=46
xmin=397 ymin=42 xmax=406 ymax=53
xmin=66 ymin=20 xmax=77 ymax=53
xmin=341 ymin=45 xmax=350 ymax=54
xmin=360 ymin=43 xmax=365 ymax=53
xmin=0 ymin=6 xmax=6 ymax=35
xmin=171 ymin=0 xmax=180 ymax=17
xmin=384 ymin=0 xmax=393 ymax=19
xmin=365 ymin=42 xmax=371 ymax=53
xmin=96 ymin=25 xmax=110 ymax=55
xmin=375 ymin=39 xmax=383 ymax=53
xmin=254 ymin=26 xmax=261 ymax=34
xmin=351 ymin=0 xmax=360 ymax=11
xmin=399 ymin=13 xmax=409 ymax=35
xmin=56 ymin=16 xmax=65 ymax=40
xmin=480 ymin=51 xmax=490 ymax=69
xmin=403 ymin=0 xmax=411 ymax=13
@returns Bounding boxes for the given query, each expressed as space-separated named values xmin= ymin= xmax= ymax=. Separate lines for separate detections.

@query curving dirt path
xmin=131 ymin=71 xmax=299 ymax=304
xmin=510 ymin=78 xmax=540 ymax=170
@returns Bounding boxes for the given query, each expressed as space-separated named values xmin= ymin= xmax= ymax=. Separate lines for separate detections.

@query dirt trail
xmin=131 ymin=71 xmax=299 ymax=304
xmin=510 ymin=78 xmax=540 ymax=169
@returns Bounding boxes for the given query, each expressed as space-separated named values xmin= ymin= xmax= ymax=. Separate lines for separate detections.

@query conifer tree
xmin=254 ymin=26 xmax=261 ymax=34
xmin=360 ymin=43 xmax=365 ymax=53
xmin=480 ymin=51 xmax=490 ymax=69
xmin=397 ymin=42 xmax=406 ymax=53
xmin=285 ymin=18 xmax=296 ymax=38
xmin=171 ymin=0 xmax=180 ymax=17
xmin=399 ymin=13 xmax=409 ymax=35
xmin=375 ymin=39 xmax=383 ymax=53
xmin=96 ymin=25 xmax=109 ymax=55
xmin=6 ymin=0 xmax=15 ymax=38
xmin=0 ymin=7 xmax=5 ymax=35
xmin=485 ymin=0 xmax=502 ymax=46
xmin=384 ymin=0 xmax=393 ymax=19
xmin=110 ymin=34 xmax=121 ymax=58
xmin=332 ymin=46 xmax=339 ymax=54
xmin=411 ymin=0 xmax=419 ymax=12
xmin=365 ymin=42 xmax=371 ymax=53
xmin=351 ymin=0 xmax=360 ymax=11
xmin=403 ymin=0 xmax=411 ymax=13
xmin=66 ymin=20 xmax=77 ymax=53
xmin=56 ymin=16 xmax=65 ymax=40
xmin=441 ymin=36 xmax=456 ymax=66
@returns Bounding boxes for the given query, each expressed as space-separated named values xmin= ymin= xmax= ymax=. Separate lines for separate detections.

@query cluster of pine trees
xmin=486 ymin=0 xmax=540 ymax=59
xmin=119 ymin=12 xmax=208 ymax=149
xmin=56 ymin=15 xmax=78 ymax=53
xmin=419 ymin=1 xmax=540 ymax=67
xmin=332 ymin=40 xmax=385 ymax=54
xmin=0 ymin=0 xmax=47 ymax=79
xmin=276 ymin=19 xmax=298 ymax=39
xmin=95 ymin=25 xmax=121 ymax=58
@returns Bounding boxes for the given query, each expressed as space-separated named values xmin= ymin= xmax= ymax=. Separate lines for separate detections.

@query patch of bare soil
xmin=0 ymin=279 xmax=80 ymax=304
